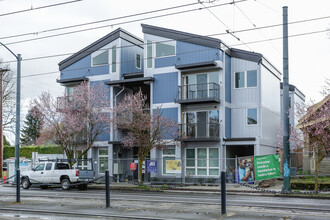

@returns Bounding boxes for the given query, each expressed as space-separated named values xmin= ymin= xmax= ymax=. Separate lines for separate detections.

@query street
xmin=1 ymin=185 xmax=330 ymax=219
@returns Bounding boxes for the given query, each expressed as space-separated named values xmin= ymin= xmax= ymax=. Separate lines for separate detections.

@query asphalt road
xmin=1 ymin=185 xmax=330 ymax=219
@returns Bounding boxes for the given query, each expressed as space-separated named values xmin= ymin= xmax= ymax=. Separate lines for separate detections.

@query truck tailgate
xmin=79 ymin=170 xmax=94 ymax=179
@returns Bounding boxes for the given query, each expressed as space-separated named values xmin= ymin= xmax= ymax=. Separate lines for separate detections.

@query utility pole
xmin=282 ymin=6 xmax=291 ymax=193
xmin=0 ymin=68 xmax=9 ymax=179
xmin=0 ymin=42 xmax=22 ymax=202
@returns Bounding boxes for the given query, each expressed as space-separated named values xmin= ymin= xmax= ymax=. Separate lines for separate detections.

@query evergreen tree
xmin=3 ymin=135 xmax=10 ymax=146
xmin=20 ymin=106 xmax=44 ymax=146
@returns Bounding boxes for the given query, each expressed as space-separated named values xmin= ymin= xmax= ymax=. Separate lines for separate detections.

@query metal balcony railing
xmin=177 ymin=82 xmax=220 ymax=102
xmin=56 ymin=96 xmax=80 ymax=111
xmin=180 ymin=122 xmax=220 ymax=140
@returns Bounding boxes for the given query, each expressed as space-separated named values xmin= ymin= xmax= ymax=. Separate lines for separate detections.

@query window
xmin=247 ymin=108 xmax=258 ymax=125
xmin=184 ymin=110 xmax=219 ymax=138
xmin=247 ymin=70 xmax=257 ymax=87
xmin=92 ymin=51 xmax=108 ymax=66
xmin=45 ymin=163 xmax=52 ymax=171
xmin=163 ymin=148 xmax=175 ymax=175
xmin=235 ymin=70 xmax=257 ymax=88
xmin=235 ymin=72 xmax=245 ymax=88
xmin=35 ymin=164 xmax=45 ymax=171
xmin=55 ymin=163 xmax=69 ymax=170
xmin=156 ymin=42 xmax=175 ymax=57
xmin=112 ymin=46 xmax=116 ymax=72
xmin=136 ymin=54 xmax=141 ymax=69
xmin=99 ymin=148 xmax=108 ymax=174
xmin=75 ymin=150 xmax=88 ymax=170
xmin=186 ymin=148 xmax=219 ymax=176
xmin=147 ymin=40 xmax=153 ymax=68
xmin=184 ymin=72 xmax=219 ymax=99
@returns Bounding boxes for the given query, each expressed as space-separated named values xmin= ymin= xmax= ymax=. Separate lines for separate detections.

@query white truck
xmin=21 ymin=161 xmax=94 ymax=190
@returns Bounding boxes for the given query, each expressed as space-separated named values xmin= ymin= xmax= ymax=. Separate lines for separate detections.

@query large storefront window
xmin=186 ymin=148 xmax=219 ymax=176
xmin=99 ymin=148 xmax=108 ymax=174
xmin=163 ymin=148 xmax=175 ymax=175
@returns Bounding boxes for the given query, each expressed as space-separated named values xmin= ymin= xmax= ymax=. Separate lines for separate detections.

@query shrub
xmin=3 ymin=145 xmax=63 ymax=159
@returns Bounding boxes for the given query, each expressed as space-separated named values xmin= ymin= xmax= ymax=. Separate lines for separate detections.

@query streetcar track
xmin=1 ymin=193 xmax=330 ymax=212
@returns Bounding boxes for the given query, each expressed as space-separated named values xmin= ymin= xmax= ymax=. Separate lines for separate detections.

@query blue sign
xmin=147 ymin=160 xmax=157 ymax=173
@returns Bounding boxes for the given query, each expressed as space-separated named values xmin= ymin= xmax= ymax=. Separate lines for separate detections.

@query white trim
xmin=152 ymin=103 xmax=180 ymax=109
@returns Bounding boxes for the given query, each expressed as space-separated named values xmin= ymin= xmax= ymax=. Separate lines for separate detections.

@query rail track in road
xmin=1 ymin=189 xmax=330 ymax=213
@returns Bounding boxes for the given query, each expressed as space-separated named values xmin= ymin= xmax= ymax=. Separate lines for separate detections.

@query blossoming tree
xmin=34 ymin=81 xmax=110 ymax=167
xmin=113 ymin=90 xmax=180 ymax=185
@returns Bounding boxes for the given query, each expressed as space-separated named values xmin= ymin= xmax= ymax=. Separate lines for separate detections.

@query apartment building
xmin=57 ymin=24 xmax=282 ymax=182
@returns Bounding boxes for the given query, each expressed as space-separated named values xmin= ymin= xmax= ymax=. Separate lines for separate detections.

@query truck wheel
xmin=22 ymin=178 xmax=31 ymax=189
xmin=61 ymin=178 xmax=71 ymax=190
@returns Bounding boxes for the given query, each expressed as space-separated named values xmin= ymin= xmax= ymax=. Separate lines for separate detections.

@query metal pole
xmin=15 ymin=54 xmax=21 ymax=203
xmin=0 ymin=69 xmax=7 ymax=179
xmin=282 ymin=6 xmax=291 ymax=193
xmin=105 ymin=170 xmax=110 ymax=207
xmin=16 ymin=169 xmax=20 ymax=203
xmin=221 ymin=171 xmax=226 ymax=214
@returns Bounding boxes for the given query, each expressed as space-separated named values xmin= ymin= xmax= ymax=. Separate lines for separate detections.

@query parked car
xmin=20 ymin=161 xmax=94 ymax=190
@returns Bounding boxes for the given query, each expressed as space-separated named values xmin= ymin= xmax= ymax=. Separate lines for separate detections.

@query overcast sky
xmin=1 ymin=0 xmax=329 ymax=143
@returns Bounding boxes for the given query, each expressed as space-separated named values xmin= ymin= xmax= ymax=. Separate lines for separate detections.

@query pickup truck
xmin=21 ymin=162 xmax=94 ymax=190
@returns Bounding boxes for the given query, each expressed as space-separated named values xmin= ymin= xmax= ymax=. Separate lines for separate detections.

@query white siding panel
xmin=261 ymin=65 xmax=280 ymax=114
xmin=231 ymin=108 xmax=259 ymax=138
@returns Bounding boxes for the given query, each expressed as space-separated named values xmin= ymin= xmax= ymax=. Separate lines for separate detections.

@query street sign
xmin=129 ymin=162 xmax=137 ymax=171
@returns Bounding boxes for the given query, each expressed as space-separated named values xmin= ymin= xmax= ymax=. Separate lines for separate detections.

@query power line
xmin=0 ymin=0 xmax=83 ymax=17
xmin=10 ymin=28 xmax=329 ymax=80
xmin=0 ymin=2 xmax=200 ymax=40
xmin=198 ymin=0 xmax=254 ymax=51
xmin=1 ymin=0 xmax=248 ymax=46
xmin=2 ymin=14 xmax=330 ymax=64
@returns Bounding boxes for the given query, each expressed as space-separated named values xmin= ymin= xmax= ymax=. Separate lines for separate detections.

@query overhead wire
xmin=198 ymin=0 xmax=254 ymax=51
xmin=7 ymin=28 xmax=329 ymax=80
xmin=1 ymin=0 xmax=249 ymax=46
xmin=0 ymin=0 xmax=83 ymax=17
xmin=2 ymin=14 xmax=330 ymax=64
xmin=0 ymin=1 xmax=200 ymax=40
xmin=234 ymin=3 xmax=281 ymax=56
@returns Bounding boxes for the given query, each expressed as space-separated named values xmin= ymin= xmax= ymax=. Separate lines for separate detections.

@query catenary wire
xmin=0 ymin=0 xmax=83 ymax=17
xmin=1 ymin=0 xmax=248 ymax=46
xmin=9 ymin=28 xmax=329 ymax=80
xmin=2 ymin=14 xmax=330 ymax=64
xmin=0 ymin=2 xmax=200 ymax=40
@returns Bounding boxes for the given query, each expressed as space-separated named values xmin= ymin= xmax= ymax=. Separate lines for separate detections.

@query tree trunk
xmin=138 ymin=157 xmax=144 ymax=185
xmin=314 ymin=155 xmax=325 ymax=191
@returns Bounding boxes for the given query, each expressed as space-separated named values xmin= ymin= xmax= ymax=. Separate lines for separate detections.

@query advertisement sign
xmin=166 ymin=160 xmax=181 ymax=174
xmin=147 ymin=160 xmax=157 ymax=173
xmin=254 ymin=155 xmax=281 ymax=181
xmin=237 ymin=154 xmax=281 ymax=183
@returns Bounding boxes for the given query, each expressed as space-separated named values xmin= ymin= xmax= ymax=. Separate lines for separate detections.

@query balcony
xmin=180 ymin=122 xmax=220 ymax=142
xmin=176 ymin=82 xmax=220 ymax=104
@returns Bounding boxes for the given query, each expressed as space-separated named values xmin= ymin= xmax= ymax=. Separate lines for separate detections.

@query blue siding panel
xmin=154 ymin=41 xmax=222 ymax=69
xmin=121 ymin=39 xmax=144 ymax=77
xmin=61 ymin=54 xmax=110 ymax=80
xmin=153 ymin=72 xmax=178 ymax=104
xmin=225 ymin=107 xmax=231 ymax=138
xmin=155 ymin=56 xmax=177 ymax=68
xmin=176 ymin=41 xmax=222 ymax=65
xmin=156 ymin=107 xmax=178 ymax=123
xmin=225 ymin=54 xmax=231 ymax=103
xmin=90 ymin=80 xmax=111 ymax=107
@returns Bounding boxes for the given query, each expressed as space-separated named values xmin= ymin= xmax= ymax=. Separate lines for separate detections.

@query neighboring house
xmin=280 ymin=83 xmax=305 ymax=169
xmin=57 ymin=24 xmax=283 ymax=182
xmin=297 ymin=95 xmax=330 ymax=174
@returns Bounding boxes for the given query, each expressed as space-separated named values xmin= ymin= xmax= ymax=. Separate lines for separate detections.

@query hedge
xmin=3 ymin=145 xmax=63 ymax=159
